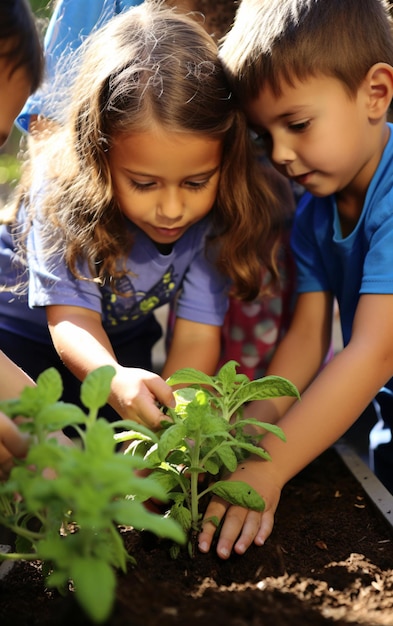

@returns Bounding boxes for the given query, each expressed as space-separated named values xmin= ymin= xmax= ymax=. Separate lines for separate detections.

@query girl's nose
xmin=157 ymin=190 xmax=184 ymax=220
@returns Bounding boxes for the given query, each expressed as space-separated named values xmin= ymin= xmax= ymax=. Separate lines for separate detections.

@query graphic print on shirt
xmin=102 ymin=265 xmax=177 ymax=326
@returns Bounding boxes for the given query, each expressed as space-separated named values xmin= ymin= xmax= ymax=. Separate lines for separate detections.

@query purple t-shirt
xmin=0 ymin=214 xmax=229 ymax=344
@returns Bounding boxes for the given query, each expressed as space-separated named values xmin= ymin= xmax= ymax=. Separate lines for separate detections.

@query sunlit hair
xmin=0 ymin=0 xmax=43 ymax=92
xmin=220 ymin=0 xmax=393 ymax=100
xmin=16 ymin=1 xmax=287 ymax=300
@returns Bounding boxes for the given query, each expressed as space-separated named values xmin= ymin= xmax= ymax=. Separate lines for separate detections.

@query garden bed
xmin=1 ymin=445 xmax=393 ymax=626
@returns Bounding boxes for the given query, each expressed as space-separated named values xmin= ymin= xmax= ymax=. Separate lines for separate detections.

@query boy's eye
xmin=289 ymin=120 xmax=310 ymax=132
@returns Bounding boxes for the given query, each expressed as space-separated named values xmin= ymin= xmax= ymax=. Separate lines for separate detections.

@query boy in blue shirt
xmin=199 ymin=0 xmax=393 ymax=559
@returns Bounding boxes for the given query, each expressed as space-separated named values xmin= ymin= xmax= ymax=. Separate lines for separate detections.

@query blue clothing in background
xmin=16 ymin=0 xmax=144 ymax=131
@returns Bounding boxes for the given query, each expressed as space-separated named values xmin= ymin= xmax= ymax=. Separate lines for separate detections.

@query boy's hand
xmin=198 ymin=459 xmax=282 ymax=559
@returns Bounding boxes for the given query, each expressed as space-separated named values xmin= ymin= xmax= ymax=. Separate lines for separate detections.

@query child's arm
xmin=46 ymin=304 xmax=175 ymax=429
xmin=161 ymin=318 xmax=221 ymax=378
xmin=0 ymin=350 xmax=35 ymax=400
xmin=0 ymin=351 xmax=34 ymax=476
xmin=199 ymin=291 xmax=393 ymax=558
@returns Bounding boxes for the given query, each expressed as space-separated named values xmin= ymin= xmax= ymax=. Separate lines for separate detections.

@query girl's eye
xmin=289 ymin=120 xmax=310 ymax=132
xmin=249 ymin=129 xmax=272 ymax=153
xmin=185 ymin=180 xmax=210 ymax=191
xmin=129 ymin=180 xmax=156 ymax=191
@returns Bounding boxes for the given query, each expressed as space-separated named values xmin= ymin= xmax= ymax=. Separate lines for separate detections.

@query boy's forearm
xmin=260 ymin=341 xmax=393 ymax=487
xmin=246 ymin=322 xmax=330 ymax=424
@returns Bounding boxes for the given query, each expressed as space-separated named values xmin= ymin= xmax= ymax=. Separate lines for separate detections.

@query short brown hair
xmin=220 ymin=0 xmax=393 ymax=100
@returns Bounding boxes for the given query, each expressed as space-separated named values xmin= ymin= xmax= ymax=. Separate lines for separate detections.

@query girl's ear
xmin=364 ymin=62 xmax=393 ymax=120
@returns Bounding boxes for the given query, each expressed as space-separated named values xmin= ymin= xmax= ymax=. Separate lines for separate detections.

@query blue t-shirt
xmin=291 ymin=123 xmax=393 ymax=346
xmin=0 ymin=214 xmax=229 ymax=345
xmin=16 ymin=0 xmax=143 ymax=131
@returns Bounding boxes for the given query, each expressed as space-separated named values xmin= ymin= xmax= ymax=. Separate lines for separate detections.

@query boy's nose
xmin=271 ymin=141 xmax=295 ymax=166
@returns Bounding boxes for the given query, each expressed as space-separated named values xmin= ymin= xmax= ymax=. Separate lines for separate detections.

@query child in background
xmin=0 ymin=2 xmax=284 ymax=431
xmin=0 ymin=0 xmax=43 ymax=475
xmin=199 ymin=0 xmax=393 ymax=559
xmin=0 ymin=0 xmax=42 ymax=146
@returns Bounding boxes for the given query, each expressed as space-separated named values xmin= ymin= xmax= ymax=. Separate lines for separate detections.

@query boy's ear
xmin=364 ymin=62 xmax=393 ymax=119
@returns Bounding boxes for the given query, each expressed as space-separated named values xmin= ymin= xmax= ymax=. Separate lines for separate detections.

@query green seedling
xmin=116 ymin=360 xmax=299 ymax=557
xmin=0 ymin=366 xmax=184 ymax=624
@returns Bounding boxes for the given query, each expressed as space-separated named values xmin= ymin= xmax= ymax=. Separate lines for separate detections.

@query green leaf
xmin=84 ymin=419 xmax=117 ymax=457
xmin=80 ymin=366 xmax=116 ymax=411
xmin=204 ymin=457 xmax=220 ymax=474
xmin=215 ymin=360 xmax=243 ymax=388
xmin=169 ymin=504 xmax=192 ymax=533
xmin=234 ymin=419 xmax=286 ymax=441
xmin=166 ymin=368 xmax=215 ymax=388
xmin=157 ymin=422 xmax=187 ymax=460
xmin=211 ymin=481 xmax=265 ymax=511
xmin=216 ymin=445 xmax=238 ymax=472
xmin=71 ymin=557 xmax=116 ymax=624
xmin=233 ymin=376 xmax=299 ymax=404
xmin=0 ymin=368 xmax=63 ymax=419
xmin=113 ymin=421 xmax=159 ymax=445
xmin=36 ymin=368 xmax=63 ymax=400
xmin=232 ymin=441 xmax=272 ymax=460
xmin=35 ymin=402 xmax=87 ymax=431
xmin=113 ymin=500 xmax=185 ymax=543
xmin=149 ymin=469 xmax=181 ymax=493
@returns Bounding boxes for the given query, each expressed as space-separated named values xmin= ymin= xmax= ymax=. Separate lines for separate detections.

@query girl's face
xmin=245 ymin=74 xmax=382 ymax=201
xmin=0 ymin=58 xmax=30 ymax=147
xmin=109 ymin=126 xmax=223 ymax=246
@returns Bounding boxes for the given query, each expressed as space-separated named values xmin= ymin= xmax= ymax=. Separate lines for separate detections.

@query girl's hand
xmin=110 ymin=366 xmax=175 ymax=429
xmin=0 ymin=412 xmax=30 ymax=480
xmin=198 ymin=458 xmax=282 ymax=559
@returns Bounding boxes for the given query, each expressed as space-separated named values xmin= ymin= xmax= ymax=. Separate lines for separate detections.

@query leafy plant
xmin=117 ymin=360 xmax=299 ymax=557
xmin=0 ymin=366 xmax=184 ymax=624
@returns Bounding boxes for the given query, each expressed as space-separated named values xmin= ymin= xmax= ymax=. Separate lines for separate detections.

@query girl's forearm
xmin=47 ymin=308 xmax=120 ymax=381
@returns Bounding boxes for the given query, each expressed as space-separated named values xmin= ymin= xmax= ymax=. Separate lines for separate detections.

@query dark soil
xmin=1 ymin=447 xmax=393 ymax=626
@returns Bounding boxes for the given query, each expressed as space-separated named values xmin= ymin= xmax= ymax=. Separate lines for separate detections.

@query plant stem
xmin=189 ymin=431 xmax=202 ymax=531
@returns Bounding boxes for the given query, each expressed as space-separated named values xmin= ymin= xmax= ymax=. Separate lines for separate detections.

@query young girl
xmin=0 ymin=2 xmax=284 ymax=431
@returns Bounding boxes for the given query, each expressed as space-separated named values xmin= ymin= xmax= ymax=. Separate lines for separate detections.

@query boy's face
xmin=245 ymin=74 xmax=380 ymax=198
xmin=0 ymin=58 xmax=30 ymax=148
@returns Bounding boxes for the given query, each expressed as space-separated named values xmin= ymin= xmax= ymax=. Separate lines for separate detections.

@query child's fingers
xmin=255 ymin=507 xmax=275 ymax=546
xmin=233 ymin=510 xmax=265 ymax=555
xmin=0 ymin=412 xmax=29 ymax=460
xmin=213 ymin=505 xmax=250 ymax=560
xmin=198 ymin=495 xmax=231 ymax=554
